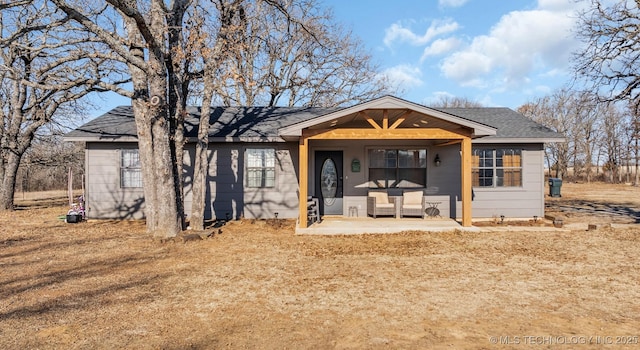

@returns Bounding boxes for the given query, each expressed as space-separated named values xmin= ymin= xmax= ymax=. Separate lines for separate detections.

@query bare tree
xmin=570 ymin=91 xmax=602 ymax=182
xmin=207 ymin=0 xmax=391 ymax=107
xmin=520 ymin=88 xmax=637 ymax=183
xmin=623 ymin=101 xmax=640 ymax=184
xmin=574 ymin=0 xmax=640 ymax=103
xmin=50 ymin=0 xmax=194 ymax=238
xmin=39 ymin=0 xmax=391 ymax=234
xmin=17 ymin=135 xmax=84 ymax=193
xmin=189 ymin=0 xmax=246 ymax=230
xmin=429 ymin=95 xmax=484 ymax=108
xmin=518 ymin=89 xmax=577 ymax=179
xmin=600 ymin=102 xmax=627 ymax=182
xmin=188 ymin=0 xmax=392 ymax=229
xmin=0 ymin=1 xmax=103 ymax=210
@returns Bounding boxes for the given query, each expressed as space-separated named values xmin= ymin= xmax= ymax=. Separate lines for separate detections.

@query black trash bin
xmin=548 ymin=178 xmax=562 ymax=197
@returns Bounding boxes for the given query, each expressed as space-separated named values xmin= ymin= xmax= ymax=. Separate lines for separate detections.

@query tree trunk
xmin=190 ymin=72 xmax=215 ymax=230
xmin=124 ymin=11 xmax=182 ymax=239
xmin=633 ymin=137 xmax=640 ymax=186
xmin=0 ymin=152 xmax=21 ymax=210
xmin=167 ymin=6 xmax=189 ymax=230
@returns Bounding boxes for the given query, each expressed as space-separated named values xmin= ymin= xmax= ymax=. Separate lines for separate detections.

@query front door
xmin=314 ymin=151 xmax=343 ymax=215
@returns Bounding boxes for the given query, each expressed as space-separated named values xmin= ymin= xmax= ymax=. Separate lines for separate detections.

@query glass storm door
xmin=314 ymin=151 xmax=343 ymax=215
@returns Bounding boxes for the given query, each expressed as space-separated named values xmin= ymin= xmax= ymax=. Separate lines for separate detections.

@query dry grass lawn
xmin=1 ymin=183 xmax=640 ymax=349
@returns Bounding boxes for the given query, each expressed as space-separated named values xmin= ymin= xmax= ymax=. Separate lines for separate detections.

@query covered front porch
xmin=278 ymin=96 xmax=497 ymax=230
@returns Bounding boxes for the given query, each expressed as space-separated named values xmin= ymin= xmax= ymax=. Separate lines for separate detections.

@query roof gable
xmin=277 ymin=95 xmax=497 ymax=139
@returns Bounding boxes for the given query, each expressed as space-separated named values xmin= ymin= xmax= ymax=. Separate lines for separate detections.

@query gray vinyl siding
xmin=86 ymin=141 xmax=300 ymax=221
xmin=85 ymin=140 xmax=546 ymax=221
xmin=313 ymin=140 xmax=546 ymax=219
xmin=182 ymin=142 xmax=300 ymax=221
xmin=84 ymin=142 xmax=145 ymax=219
xmin=455 ymin=144 xmax=545 ymax=219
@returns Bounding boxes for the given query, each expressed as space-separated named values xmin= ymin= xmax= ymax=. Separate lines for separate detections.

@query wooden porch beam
xmin=306 ymin=128 xmax=470 ymax=140
xmin=298 ymin=137 xmax=309 ymax=228
xmin=461 ymin=137 xmax=472 ymax=227
xmin=435 ymin=140 xmax=462 ymax=147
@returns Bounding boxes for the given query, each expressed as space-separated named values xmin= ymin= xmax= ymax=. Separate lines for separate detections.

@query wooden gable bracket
xmin=361 ymin=111 xmax=382 ymax=130
xmin=362 ymin=109 xmax=412 ymax=130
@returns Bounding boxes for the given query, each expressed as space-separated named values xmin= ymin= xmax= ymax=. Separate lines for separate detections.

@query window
xmin=472 ymin=148 xmax=522 ymax=187
xmin=246 ymin=148 xmax=276 ymax=188
xmin=121 ymin=149 xmax=142 ymax=188
xmin=368 ymin=149 xmax=426 ymax=188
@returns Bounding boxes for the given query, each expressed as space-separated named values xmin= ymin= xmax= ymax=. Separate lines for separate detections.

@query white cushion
xmin=376 ymin=203 xmax=395 ymax=209
xmin=403 ymin=204 xmax=422 ymax=210
xmin=368 ymin=191 xmax=389 ymax=204
xmin=403 ymin=191 xmax=423 ymax=205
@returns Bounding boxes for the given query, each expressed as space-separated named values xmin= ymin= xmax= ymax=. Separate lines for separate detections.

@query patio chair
xmin=367 ymin=191 xmax=397 ymax=218
xmin=401 ymin=190 xmax=426 ymax=218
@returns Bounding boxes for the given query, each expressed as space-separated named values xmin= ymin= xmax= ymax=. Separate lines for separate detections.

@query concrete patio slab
xmin=295 ymin=217 xmax=480 ymax=235
xmin=294 ymin=216 xmax=615 ymax=235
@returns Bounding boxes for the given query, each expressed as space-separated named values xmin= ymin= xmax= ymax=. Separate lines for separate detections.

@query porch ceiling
xmin=306 ymin=109 xmax=463 ymax=132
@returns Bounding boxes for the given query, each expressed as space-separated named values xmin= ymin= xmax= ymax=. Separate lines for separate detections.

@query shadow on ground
xmin=546 ymin=198 xmax=640 ymax=223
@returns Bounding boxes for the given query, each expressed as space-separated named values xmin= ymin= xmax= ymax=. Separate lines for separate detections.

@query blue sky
xmin=325 ymin=0 xmax=584 ymax=108
xmin=89 ymin=0 xmax=583 ymax=118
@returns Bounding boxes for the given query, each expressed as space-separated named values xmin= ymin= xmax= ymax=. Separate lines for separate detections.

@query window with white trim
xmin=121 ymin=149 xmax=143 ymax=188
xmin=368 ymin=149 xmax=427 ymax=188
xmin=246 ymin=148 xmax=276 ymax=188
xmin=472 ymin=148 xmax=522 ymax=187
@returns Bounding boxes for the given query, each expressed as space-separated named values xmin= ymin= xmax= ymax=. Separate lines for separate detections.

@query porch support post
xmin=461 ymin=136 xmax=472 ymax=227
xmin=298 ymin=136 xmax=309 ymax=228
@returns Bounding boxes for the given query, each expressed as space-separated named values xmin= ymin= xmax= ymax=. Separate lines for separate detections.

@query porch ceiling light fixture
xmin=434 ymin=154 xmax=441 ymax=167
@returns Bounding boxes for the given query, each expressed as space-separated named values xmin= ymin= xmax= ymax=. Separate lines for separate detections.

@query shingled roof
xmin=64 ymin=105 xmax=335 ymax=142
xmin=434 ymin=107 xmax=564 ymax=142
xmin=64 ymin=104 xmax=563 ymax=143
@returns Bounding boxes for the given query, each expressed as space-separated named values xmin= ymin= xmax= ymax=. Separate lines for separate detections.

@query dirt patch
xmin=1 ymin=186 xmax=640 ymax=349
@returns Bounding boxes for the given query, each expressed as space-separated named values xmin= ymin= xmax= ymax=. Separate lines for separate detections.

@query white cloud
xmin=439 ymin=4 xmax=580 ymax=88
xmin=537 ymin=0 xmax=575 ymax=11
xmin=441 ymin=50 xmax=493 ymax=87
xmin=381 ymin=65 xmax=424 ymax=90
xmin=533 ymin=84 xmax=553 ymax=95
xmin=384 ymin=19 xmax=460 ymax=47
xmin=439 ymin=0 xmax=469 ymax=8
xmin=420 ymin=37 xmax=461 ymax=61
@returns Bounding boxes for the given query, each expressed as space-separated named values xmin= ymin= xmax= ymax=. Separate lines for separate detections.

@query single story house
xmin=64 ymin=95 xmax=564 ymax=228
